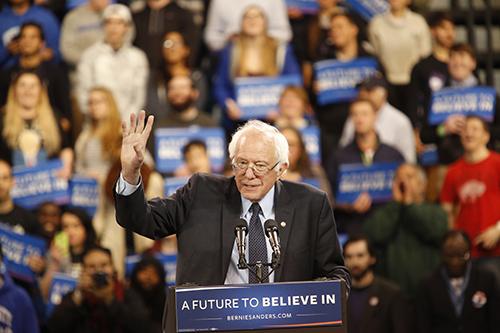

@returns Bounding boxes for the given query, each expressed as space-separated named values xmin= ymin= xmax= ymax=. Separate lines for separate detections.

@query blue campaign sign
xmin=300 ymin=126 xmax=320 ymax=165
xmin=125 ymin=253 xmax=177 ymax=286
xmin=345 ymin=0 xmax=389 ymax=21
xmin=47 ymin=273 xmax=78 ymax=315
xmin=286 ymin=0 xmax=319 ymax=14
xmin=235 ymin=75 xmax=302 ymax=120
xmin=314 ymin=57 xmax=379 ymax=105
xmin=164 ymin=177 xmax=189 ymax=197
xmin=418 ymin=144 xmax=439 ymax=166
xmin=0 ymin=223 xmax=47 ymax=282
xmin=155 ymin=127 xmax=226 ymax=174
xmin=11 ymin=160 xmax=70 ymax=209
xmin=176 ymin=280 xmax=343 ymax=332
xmin=69 ymin=177 xmax=100 ymax=217
xmin=428 ymin=86 xmax=496 ymax=125
xmin=335 ymin=162 xmax=399 ymax=204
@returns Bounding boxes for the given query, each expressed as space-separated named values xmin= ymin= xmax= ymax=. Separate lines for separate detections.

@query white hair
xmin=228 ymin=120 xmax=289 ymax=168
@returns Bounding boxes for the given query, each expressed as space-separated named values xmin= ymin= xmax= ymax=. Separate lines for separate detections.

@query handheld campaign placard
xmin=314 ymin=58 xmax=378 ymax=105
xmin=47 ymin=273 xmax=78 ymax=315
xmin=0 ymin=223 xmax=47 ymax=282
xmin=69 ymin=177 xmax=100 ymax=217
xmin=335 ymin=162 xmax=399 ymax=204
xmin=175 ymin=280 xmax=344 ymax=332
xmin=155 ymin=127 xmax=226 ymax=174
xmin=11 ymin=160 xmax=70 ymax=209
xmin=125 ymin=253 xmax=177 ymax=286
xmin=286 ymin=0 xmax=319 ymax=14
xmin=300 ymin=126 xmax=320 ymax=165
xmin=428 ymin=86 xmax=496 ymax=125
xmin=235 ymin=75 xmax=302 ymax=120
xmin=345 ymin=0 xmax=389 ymax=21
xmin=164 ymin=177 xmax=189 ymax=197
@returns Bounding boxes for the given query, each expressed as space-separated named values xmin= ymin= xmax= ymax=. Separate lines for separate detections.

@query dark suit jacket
xmin=416 ymin=264 xmax=499 ymax=333
xmin=115 ymin=173 xmax=350 ymax=287
xmin=348 ymin=277 xmax=414 ymax=333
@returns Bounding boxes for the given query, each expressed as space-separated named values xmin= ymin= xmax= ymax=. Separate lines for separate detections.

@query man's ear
xmin=278 ymin=163 xmax=289 ymax=178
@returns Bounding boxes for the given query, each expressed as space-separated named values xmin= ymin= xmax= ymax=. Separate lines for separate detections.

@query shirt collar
xmin=241 ymin=185 xmax=275 ymax=220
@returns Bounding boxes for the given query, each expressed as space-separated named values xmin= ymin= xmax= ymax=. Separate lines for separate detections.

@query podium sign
xmin=175 ymin=280 xmax=344 ymax=332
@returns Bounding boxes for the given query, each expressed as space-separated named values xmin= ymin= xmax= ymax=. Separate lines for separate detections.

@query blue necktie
xmin=248 ymin=203 xmax=269 ymax=283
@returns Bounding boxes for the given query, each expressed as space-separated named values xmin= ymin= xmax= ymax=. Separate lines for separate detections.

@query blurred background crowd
xmin=0 ymin=0 xmax=499 ymax=332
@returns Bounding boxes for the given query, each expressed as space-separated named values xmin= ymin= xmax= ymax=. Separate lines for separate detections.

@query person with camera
xmin=363 ymin=163 xmax=448 ymax=298
xmin=48 ymin=246 xmax=151 ymax=333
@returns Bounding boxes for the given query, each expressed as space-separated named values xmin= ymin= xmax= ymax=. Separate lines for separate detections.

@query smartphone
xmin=53 ymin=232 xmax=69 ymax=258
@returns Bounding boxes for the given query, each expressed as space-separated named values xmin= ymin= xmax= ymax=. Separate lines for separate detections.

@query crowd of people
xmin=0 ymin=0 xmax=499 ymax=332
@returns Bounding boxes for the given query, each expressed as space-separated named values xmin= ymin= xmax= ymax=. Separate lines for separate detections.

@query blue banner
xmin=155 ymin=127 xmax=226 ymax=174
xmin=164 ymin=177 xmax=189 ymax=197
xmin=300 ymin=126 xmax=321 ymax=165
xmin=69 ymin=177 xmax=99 ymax=217
xmin=176 ymin=280 xmax=343 ymax=332
xmin=335 ymin=162 xmax=399 ymax=204
xmin=418 ymin=144 xmax=439 ymax=166
xmin=345 ymin=0 xmax=389 ymax=21
xmin=286 ymin=0 xmax=319 ymax=14
xmin=47 ymin=273 xmax=78 ymax=315
xmin=428 ymin=86 xmax=496 ymax=125
xmin=11 ymin=160 xmax=70 ymax=209
xmin=314 ymin=57 xmax=379 ymax=105
xmin=235 ymin=75 xmax=302 ymax=119
xmin=125 ymin=253 xmax=177 ymax=286
xmin=0 ymin=223 xmax=47 ymax=282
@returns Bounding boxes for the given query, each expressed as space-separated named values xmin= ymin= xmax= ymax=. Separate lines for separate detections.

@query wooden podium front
xmin=163 ymin=280 xmax=348 ymax=333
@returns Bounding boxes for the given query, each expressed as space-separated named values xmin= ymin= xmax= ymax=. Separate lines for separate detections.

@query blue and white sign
xmin=69 ymin=177 xmax=99 ymax=217
xmin=176 ymin=280 xmax=343 ymax=332
xmin=155 ymin=127 xmax=226 ymax=174
xmin=235 ymin=75 xmax=302 ymax=119
xmin=336 ymin=162 xmax=399 ymax=204
xmin=47 ymin=273 xmax=78 ymax=315
xmin=164 ymin=177 xmax=189 ymax=197
xmin=0 ymin=223 xmax=47 ymax=282
xmin=418 ymin=144 xmax=439 ymax=166
xmin=125 ymin=253 xmax=177 ymax=286
xmin=11 ymin=160 xmax=70 ymax=209
xmin=345 ymin=0 xmax=389 ymax=21
xmin=286 ymin=0 xmax=319 ymax=14
xmin=428 ymin=86 xmax=496 ymax=125
xmin=314 ymin=58 xmax=379 ymax=105
xmin=300 ymin=126 xmax=321 ymax=165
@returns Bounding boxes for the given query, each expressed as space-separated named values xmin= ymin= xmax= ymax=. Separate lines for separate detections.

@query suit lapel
xmin=273 ymin=180 xmax=295 ymax=281
xmin=221 ymin=177 xmax=243 ymax=282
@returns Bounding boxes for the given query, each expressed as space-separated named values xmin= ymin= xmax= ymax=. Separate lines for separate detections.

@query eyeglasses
xmin=163 ymin=39 xmax=183 ymax=49
xmin=232 ymin=159 xmax=280 ymax=176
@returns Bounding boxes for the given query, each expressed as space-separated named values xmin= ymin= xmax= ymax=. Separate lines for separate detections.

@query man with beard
xmin=343 ymin=235 xmax=413 ymax=333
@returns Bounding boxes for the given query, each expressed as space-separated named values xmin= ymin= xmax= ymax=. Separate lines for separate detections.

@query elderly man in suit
xmin=114 ymin=111 xmax=350 ymax=287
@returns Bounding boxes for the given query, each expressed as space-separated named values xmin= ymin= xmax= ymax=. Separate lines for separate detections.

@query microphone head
xmin=264 ymin=219 xmax=278 ymax=236
xmin=235 ymin=219 xmax=248 ymax=235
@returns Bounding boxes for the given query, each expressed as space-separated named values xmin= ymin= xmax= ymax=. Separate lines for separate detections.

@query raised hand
xmin=121 ymin=110 xmax=154 ymax=184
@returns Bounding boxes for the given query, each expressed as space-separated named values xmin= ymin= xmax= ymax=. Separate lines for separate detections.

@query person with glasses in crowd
xmin=114 ymin=112 xmax=350 ymax=289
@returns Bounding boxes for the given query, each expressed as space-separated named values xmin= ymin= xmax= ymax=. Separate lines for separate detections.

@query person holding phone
xmin=48 ymin=246 xmax=151 ymax=333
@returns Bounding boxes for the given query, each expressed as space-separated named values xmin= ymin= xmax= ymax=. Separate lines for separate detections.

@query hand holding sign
xmin=352 ymin=192 xmax=372 ymax=213
xmin=121 ymin=110 xmax=154 ymax=184
xmin=443 ymin=114 xmax=466 ymax=135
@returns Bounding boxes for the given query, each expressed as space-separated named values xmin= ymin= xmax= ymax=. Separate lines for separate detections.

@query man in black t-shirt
xmin=0 ymin=159 xmax=42 ymax=237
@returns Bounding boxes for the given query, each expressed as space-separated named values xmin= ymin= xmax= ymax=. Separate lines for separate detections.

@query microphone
xmin=264 ymin=219 xmax=281 ymax=267
xmin=235 ymin=219 xmax=248 ymax=269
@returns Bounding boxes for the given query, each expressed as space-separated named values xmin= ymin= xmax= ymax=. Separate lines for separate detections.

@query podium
xmin=163 ymin=280 xmax=347 ymax=333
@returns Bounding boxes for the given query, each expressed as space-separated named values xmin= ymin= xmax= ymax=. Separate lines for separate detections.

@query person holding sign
xmin=213 ymin=5 xmax=300 ymax=133
xmin=115 ymin=112 xmax=350 ymax=289
xmin=48 ymin=246 xmax=151 ymax=333
xmin=328 ymin=98 xmax=404 ymax=235
xmin=440 ymin=116 xmax=500 ymax=286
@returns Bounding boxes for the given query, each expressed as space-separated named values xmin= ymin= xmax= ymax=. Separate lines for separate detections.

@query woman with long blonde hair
xmin=74 ymin=86 xmax=123 ymax=181
xmin=214 ymin=5 xmax=301 ymax=133
xmin=0 ymin=70 xmax=73 ymax=176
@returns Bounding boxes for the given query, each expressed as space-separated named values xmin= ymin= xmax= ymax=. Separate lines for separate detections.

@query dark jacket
xmin=115 ymin=173 xmax=350 ymax=288
xmin=416 ymin=264 xmax=500 ymax=333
